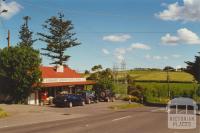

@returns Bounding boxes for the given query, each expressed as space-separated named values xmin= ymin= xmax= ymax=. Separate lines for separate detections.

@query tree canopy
xmin=18 ymin=16 xmax=36 ymax=47
xmin=185 ymin=53 xmax=200 ymax=83
xmin=38 ymin=13 xmax=80 ymax=65
xmin=91 ymin=65 xmax=103 ymax=72
xmin=0 ymin=46 xmax=41 ymax=103
xmin=163 ymin=66 xmax=175 ymax=71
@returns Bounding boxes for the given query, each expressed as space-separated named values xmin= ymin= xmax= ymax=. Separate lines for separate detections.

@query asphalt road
xmin=0 ymin=107 xmax=199 ymax=133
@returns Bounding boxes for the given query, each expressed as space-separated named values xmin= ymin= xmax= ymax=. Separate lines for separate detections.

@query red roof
xmin=40 ymin=81 xmax=95 ymax=88
xmin=40 ymin=66 xmax=81 ymax=78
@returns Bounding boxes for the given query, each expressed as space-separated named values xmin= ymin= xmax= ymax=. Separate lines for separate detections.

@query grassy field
xmin=135 ymin=82 xmax=197 ymax=90
xmin=121 ymin=70 xmax=194 ymax=82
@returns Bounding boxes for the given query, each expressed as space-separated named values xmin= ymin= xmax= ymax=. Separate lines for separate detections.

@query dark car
xmin=78 ymin=90 xmax=98 ymax=104
xmin=96 ymin=89 xmax=115 ymax=102
xmin=53 ymin=94 xmax=85 ymax=108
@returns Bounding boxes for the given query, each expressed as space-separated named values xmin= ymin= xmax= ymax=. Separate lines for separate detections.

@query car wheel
xmin=106 ymin=97 xmax=110 ymax=102
xmin=68 ymin=102 xmax=73 ymax=108
xmin=111 ymin=97 xmax=115 ymax=102
xmin=87 ymin=99 xmax=91 ymax=104
xmin=95 ymin=99 xmax=99 ymax=103
xmin=81 ymin=101 xmax=85 ymax=106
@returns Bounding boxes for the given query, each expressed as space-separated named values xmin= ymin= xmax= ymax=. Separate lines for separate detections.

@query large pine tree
xmin=18 ymin=16 xmax=36 ymax=47
xmin=38 ymin=13 xmax=80 ymax=65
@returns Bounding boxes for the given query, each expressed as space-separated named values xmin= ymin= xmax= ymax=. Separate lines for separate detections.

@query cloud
xmin=175 ymin=65 xmax=182 ymax=69
xmin=113 ymin=43 xmax=151 ymax=63
xmin=172 ymin=54 xmax=181 ymax=58
xmin=102 ymin=48 xmax=110 ymax=55
xmin=161 ymin=28 xmax=200 ymax=45
xmin=102 ymin=34 xmax=131 ymax=42
xmin=155 ymin=0 xmax=200 ymax=22
xmin=161 ymin=34 xmax=179 ymax=45
xmin=145 ymin=54 xmax=169 ymax=60
xmin=128 ymin=43 xmax=151 ymax=50
xmin=0 ymin=1 xmax=22 ymax=20
xmin=114 ymin=48 xmax=126 ymax=63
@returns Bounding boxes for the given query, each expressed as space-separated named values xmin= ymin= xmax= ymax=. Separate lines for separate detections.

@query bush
xmin=0 ymin=108 xmax=8 ymax=118
xmin=112 ymin=83 xmax=128 ymax=95
xmin=145 ymin=97 xmax=170 ymax=104
xmin=123 ymin=95 xmax=139 ymax=102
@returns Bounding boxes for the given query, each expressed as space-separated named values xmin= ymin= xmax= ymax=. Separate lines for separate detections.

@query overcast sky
xmin=0 ymin=0 xmax=200 ymax=71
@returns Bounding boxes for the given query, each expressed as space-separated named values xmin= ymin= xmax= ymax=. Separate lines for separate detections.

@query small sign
xmin=168 ymin=114 xmax=196 ymax=129
xmin=167 ymin=97 xmax=197 ymax=130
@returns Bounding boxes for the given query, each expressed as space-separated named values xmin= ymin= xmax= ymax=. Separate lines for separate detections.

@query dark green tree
xmin=163 ymin=66 xmax=175 ymax=71
xmin=0 ymin=46 xmax=41 ymax=103
xmin=91 ymin=65 xmax=103 ymax=72
xmin=18 ymin=16 xmax=36 ymax=47
xmin=185 ymin=53 xmax=200 ymax=98
xmin=38 ymin=13 xmax=80 ymax=65
xmin=185 ymin=53 xmax=200 ymax=83
xmin=84 ymin=70 xmax=90 ymax=75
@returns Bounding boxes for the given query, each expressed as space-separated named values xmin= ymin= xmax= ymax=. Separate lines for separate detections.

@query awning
xmin=40 ymin=80 xmax=96 ymax=88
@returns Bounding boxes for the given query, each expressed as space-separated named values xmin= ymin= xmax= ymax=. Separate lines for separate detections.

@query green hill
xmin=119 ymin=70 xmax=194 ymax=82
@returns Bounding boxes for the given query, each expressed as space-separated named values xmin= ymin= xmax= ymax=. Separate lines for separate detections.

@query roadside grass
xmin=0 ymin=108 xmax=8 ymax=118
xmin=109 ymin=103 xmax=143 ymax=110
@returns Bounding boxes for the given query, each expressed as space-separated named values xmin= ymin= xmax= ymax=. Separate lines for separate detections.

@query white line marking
xmin=0 ymin=126 xmax=9 ymax=129
xmin=112 ymin=115 xmax=132 ymax=122
xmin=151 ymin=108 xmax=166 ymax=112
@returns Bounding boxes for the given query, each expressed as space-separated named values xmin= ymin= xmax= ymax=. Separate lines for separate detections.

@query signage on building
xmin=43 ymin=78 xmax=86 ymax=83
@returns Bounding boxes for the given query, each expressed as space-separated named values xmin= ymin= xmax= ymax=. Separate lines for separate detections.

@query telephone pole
xmin=0 ymin=0 xmax=8 ymax=47
xmin=167 ymin=68 xmax=170 ymax=98
xmin=7 ymin=29 xmax=10 ymax=48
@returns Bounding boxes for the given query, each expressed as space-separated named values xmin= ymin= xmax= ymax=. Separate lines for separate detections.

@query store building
xmin=28 ymin=65 xmax=95 ymax=105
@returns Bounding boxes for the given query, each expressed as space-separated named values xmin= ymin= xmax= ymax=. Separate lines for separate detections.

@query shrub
xmin=123 ymin=95 xmax=139 ymax=102
xmin=0 ymin=108 xmax=8 ymax=118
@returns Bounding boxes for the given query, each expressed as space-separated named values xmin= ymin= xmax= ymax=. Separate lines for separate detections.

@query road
xmin=0 ymin=107 xmax=199 ymax=133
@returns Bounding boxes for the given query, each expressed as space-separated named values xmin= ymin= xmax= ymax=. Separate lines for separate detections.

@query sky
xmin=0 ymin=0 xmax=200 ymax=72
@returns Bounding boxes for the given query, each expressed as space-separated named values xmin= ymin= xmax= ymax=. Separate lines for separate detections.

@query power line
xmin=20 ymin=1 xmax=157 ymax=20
xmin=74 ymin=31 xmax=177 ymax=34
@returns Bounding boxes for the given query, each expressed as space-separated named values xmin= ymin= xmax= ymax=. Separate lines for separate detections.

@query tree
xmin=38 ymin=13 xmax=80 ymax=65
xmin=0 ymin=46 xmax=41 ymax=103
xmin=91 ymin=65 xmax=102 ymax=72
xmin=185 ymin=53 xmax=200 ymax=83
xmin=84 ymin=70 xmax=90 ymax=75
xmin=185 ymin=53 xmax=200 ymax=98
xmin=18 ymin=16 xmax=36 ymax=47
xmin=100 ymin=68 xmax=113 ymax=79
xmin=163 ymin=66 xmax=175 ymax=71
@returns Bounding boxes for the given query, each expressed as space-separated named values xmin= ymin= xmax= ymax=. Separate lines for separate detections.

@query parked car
xmin=96 ymin=89 xmax=115 ymax=102
xmin=77 ymin=90 xmax=98 ymax=104
xmin=53 ymin=94 xmax=85 ymax=108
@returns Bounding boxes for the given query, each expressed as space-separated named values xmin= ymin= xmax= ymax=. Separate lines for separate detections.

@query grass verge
xmin=109 ymin=103 xmax=144 ymax=110
xmin=0 ymin=108 xmax=8 ymax=118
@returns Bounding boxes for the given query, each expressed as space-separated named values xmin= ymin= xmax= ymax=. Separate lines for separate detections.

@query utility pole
xmin=7 ymin=29 xmax=10 ymax=48
xmin=167 ymin=68 xmax=170 ymax=98
xmin=0 ymin=0 xmax=8 ymax=46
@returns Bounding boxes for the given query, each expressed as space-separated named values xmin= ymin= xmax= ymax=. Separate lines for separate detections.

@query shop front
xmin=28 ymin=65 xmax=95 ymax=105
